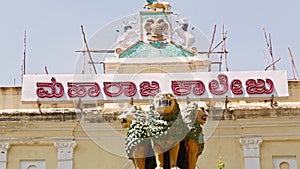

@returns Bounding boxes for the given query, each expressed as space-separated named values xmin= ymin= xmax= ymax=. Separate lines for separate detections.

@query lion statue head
xmin=152 ymin=93 xmax=179 ymax=116
xmin=197 ymin=107 xmax=209 ymax=125
xmin=117 ymin=106 xmax=137 ymax=128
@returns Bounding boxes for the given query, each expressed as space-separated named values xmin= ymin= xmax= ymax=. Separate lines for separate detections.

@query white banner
xmin=21 ymin=71 xmax=289 ymax=103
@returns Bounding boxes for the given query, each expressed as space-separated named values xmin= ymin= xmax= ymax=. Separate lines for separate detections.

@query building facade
xmin=1 ymin=3 xmax=300 ymax=169
xmin=0 ymin=81 xmax=299 ymax=169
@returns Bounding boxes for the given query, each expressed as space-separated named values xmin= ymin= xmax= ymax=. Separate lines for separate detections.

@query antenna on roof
xmin=80 ymin=25 xmax=97 ymax=74
xmin=288 ymin=47 xmax=299 ymax=80
xmin=262 ymin=27 xmax=279 ymax=71
xmin=264 ymin=58 xmax=281 ymax=71
xmin=262 ymin=51 xmax=270 ymax=66
xmin=221 ymin=23 xmax=228 ymax=71
xmin=207 ymin=24 xmax=229 ymax=72
xmin=21 ymin=30 xmax=26 ymax=84
xmin=45 ymin=66 xmax=49 ymax=74
xmin=207 ymin=25 xmax=216 ymax=59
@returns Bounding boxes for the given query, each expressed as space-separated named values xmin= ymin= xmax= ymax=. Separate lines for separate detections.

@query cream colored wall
xmin=261 ymin=141 xmax=300 ymax=169
xmin=2 ymin=117 xmax=300 ymax=169
xmin=2 ymin=121 xmax=129 ymax=169
xmin=73 ymin=140 xmax=128 ymax=169
xmin=287 ymin=80 xmax=300 ymax=102
xmin=0 ymin=87 xmax=74 ymax=109
xmin=198 ymin=137 xmax=244 ymax=169
xmin=7 ymin=144 xmax=57 ymax=169
xmin=0 ymin=87 xmax=22 ymax=109
xmin=1 ymin=81 xmax=300 ymax=169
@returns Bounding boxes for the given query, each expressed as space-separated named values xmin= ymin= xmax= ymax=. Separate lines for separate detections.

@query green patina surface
xmin=148 ymin=103 xmax=188 ymax=151
xmin=185 ymin=122 xmax=204 ymax=156
xmin=118 ymin=11 xmax=194 ymax=58
xmin=119 ymin=41 xmax=194 ymax=58
xmin=146 ymin=0 xmax=157 ymax=4
xmin=140 ymin=11 xmax=172 ymax=25
xmin=125 ymin=103 xmax=205 ymax=158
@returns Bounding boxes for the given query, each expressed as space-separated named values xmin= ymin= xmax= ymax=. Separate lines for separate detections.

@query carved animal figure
xmin=116 ymin=29 xmax=138 ymax=49
xmin=116 ymin=17 xmax=139 ymax=49
xmin=181 ymin=102 xmax=208 ymax=169
xmin=144 ymin=2 xmax=171 ymax=12
xmin=173 ymin=18 xmax=195 ymax=48
xmin=118 ymin=96 xmax=208 ymax=169
xmin=118 ymin=106 xmax=137 ymax=128
xmin=148 ymin=93 xmax=184 ymax=169
xmin=118 ymin=106 xmax=150 ymax=169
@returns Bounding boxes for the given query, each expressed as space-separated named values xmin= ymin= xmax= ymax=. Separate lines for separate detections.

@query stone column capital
xmin=54 ymin=141 xmax=77 ymax=149
xmin=0 ymin=143 xmax=10 ymax=151
xmin=240 ymin=137 xmax=263 ymax=157
xmin=0 ymin=143 xmax=10 ymax=162
xmin=54 ymin=141 xmax=77 ymax=161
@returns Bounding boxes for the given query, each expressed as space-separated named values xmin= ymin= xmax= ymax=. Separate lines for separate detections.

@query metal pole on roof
xmin=222 ymin=23 xmax=229 ymax=71
xmin=23 ymin=30 xmax=26 ymax=75
xmin=207 ymin=25 xmax=217 ymax=59
xmin=262 ymin=27 xmax=276 ymax=70
xmin=288 ymin=47 xmax=299 ymax=80
xmin=21 ymin=30 xmax=26 ymax=84
xmin=81 ymin=25 xmax=97 ymax=74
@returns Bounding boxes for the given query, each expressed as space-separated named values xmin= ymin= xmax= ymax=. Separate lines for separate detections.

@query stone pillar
xmin=0 ymin=143 xmax=10 ymax=169
xmin=240 ymin=138 xmax=263 ymax=169
xmin=54 ymin=141 xmax=77 ymax=169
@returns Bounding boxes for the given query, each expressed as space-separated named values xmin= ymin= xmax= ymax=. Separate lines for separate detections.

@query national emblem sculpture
xmin=148 ymin=93 xmax=183 ymax=169
xmin=144 ymin=18 xmax=169 ymax=42
xmin=118 ymin=93 xmax=209 ymax=169
xmin=118 ymin=105 xmax=150 ymax=169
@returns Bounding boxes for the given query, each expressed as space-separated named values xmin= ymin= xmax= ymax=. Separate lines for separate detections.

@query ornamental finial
xmin=143 ymin=0 xmax=171 ymax=12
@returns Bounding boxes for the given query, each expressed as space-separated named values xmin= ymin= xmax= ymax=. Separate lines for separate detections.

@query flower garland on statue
xmin=148 ymin=103 xmax=180 ymax=134
xmin=125 ymin=110 xmax=151 ymax=158
xmin=125 ymin=101 xmax=185 ymax=157
xmin=182 ymin=103 xmax=205 ymax=156
xmin=148 ymin=102 xmax=185 ymax=150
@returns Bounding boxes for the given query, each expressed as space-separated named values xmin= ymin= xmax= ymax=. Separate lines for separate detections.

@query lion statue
xmin=118 ymin=93 xmax=208 ymax=169
xmin=144 ymin=0 xmax=171 ymax=12
xmin=144 ymin=2 xmax=171 ymax=12
xmin=118 ymin=106 xmax=152 ymax=169
xmin=181 ymin=102 xmax=208 ymax=169
xmin=148 ymin=93 xmax=185 ymax=169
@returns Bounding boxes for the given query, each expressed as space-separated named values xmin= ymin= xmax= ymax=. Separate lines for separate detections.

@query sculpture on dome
xmin=118 ymin=93 xmax=209 ymax=169
xmin=173 ymin=14 xmax=195 ymax=48
xmin=143 ymin=0 xmax=171 ymax=12
xmin=115 ymin=16 xmax=139 ymax=50
xmin=144 ymin=18 xmax=169 ymax=42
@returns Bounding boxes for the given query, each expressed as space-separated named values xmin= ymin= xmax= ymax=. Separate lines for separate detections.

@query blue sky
xmin=0 ymin=0 xmax=299 ymax=86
